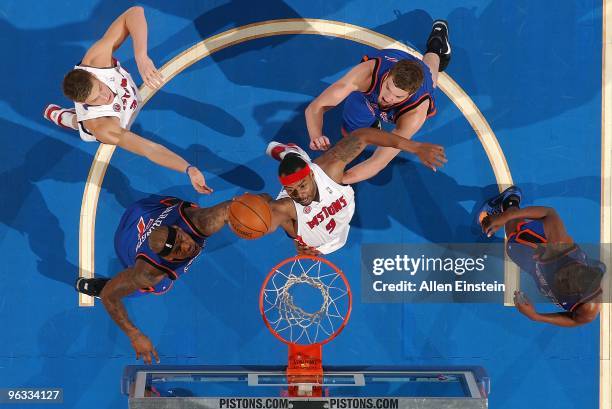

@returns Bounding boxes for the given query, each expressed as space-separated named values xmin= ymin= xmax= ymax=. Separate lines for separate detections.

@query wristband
xmin=185 ymin=165 xmax=195 ymax=174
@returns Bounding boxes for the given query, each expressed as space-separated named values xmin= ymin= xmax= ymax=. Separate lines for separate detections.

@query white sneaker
xmin=265 ymin=141 xmax=311 ymax=161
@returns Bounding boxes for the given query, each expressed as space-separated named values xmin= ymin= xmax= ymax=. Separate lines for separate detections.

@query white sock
xmin=44 ymin=104 xmax=78 ymax=130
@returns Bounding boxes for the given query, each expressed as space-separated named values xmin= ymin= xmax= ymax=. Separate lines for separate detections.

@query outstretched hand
xmin=294 ymin=239 xmax=321 ymax=256
xmin=188 ymin=167 xmax=213 ymax=194
xmin=414 ymin=142 xmax=447 ymax=171
xmin=513 ymin=291 xmax=537 ymax=319
xmin=136 ymin=54 xmax=164 ymax=89
xmin=480 ymin=213 xmax=506 ymax=237
xmin=129 ymin=332 xmax=160 ymax=365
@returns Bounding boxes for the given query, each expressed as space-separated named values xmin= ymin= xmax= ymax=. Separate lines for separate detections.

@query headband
xmin=279 ymin=164 xmax=311 ymax=186
xmin=157 ymin=226 xmax=178 ymax=257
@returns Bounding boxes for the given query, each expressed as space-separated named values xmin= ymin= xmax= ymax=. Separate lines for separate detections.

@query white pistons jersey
xmin=278 ymin=163 xmax=355 ymax=254
xmin=73 ymin=60 xmax=141 ymax=142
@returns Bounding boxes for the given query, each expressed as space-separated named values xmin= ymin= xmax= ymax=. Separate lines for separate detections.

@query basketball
xmin=229 ymin=193 xmax=272 ymax=239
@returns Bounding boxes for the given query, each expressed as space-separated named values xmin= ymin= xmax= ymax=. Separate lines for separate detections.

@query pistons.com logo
xmin=113 ymin=103 xmax=121 ymax=112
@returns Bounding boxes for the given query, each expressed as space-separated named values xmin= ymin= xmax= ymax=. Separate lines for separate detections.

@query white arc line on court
xmin=79 ymin=18 xmax=516 ymax=307
xmin=77 ymin=16 xmax=611 ymax=409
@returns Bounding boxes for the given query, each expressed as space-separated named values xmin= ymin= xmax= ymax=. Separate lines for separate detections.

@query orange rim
xmin=259 ymin=255 xmax=352 ymax=346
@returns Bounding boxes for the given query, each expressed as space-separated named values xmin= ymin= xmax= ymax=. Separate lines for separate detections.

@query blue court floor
xmin=0 ymin=1 xmax=604 ymax=408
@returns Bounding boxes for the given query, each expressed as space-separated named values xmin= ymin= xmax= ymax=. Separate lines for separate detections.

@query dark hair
xmin=62 ymin=69 xmax=95 ymax=102
xmin=553 ymin=262 xmax=604 ymax=297
xmin=389 ymin=60 xmax=424 ymax=94
xmin=278 ymin=153 xmax=307 ymax=177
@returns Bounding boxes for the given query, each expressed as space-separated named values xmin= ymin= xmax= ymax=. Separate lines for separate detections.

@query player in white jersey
xmin=265 ymin=128 xmax=446 ymax=255
xmin=43 ymin=7 xmax=211 ymax=194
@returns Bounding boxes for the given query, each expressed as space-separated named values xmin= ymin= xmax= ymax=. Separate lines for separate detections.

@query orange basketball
xmin=229 ymin=193 xmax=272 ymax=239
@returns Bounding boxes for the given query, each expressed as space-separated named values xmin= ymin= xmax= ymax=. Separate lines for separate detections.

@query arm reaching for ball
xmin=227 ymin=193 xmax=297 ymax=240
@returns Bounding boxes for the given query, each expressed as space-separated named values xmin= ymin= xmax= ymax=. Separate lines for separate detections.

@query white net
xmin=262 ymin=257 xmax=351 ymax=345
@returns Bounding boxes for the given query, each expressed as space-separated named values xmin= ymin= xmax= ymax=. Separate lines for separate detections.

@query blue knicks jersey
xmin=506 ymin=220 xmax=601 ymax=311
xmin=114 ymin=195 xmax=207 ymax=294
xmin=361 ymin=49 xmax=436 ymax=123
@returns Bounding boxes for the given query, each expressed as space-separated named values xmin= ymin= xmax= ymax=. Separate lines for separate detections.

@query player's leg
xmin=75 ymin=277 xmax=111 ymax=298
xmin=423 ymin=20 xmax=451 ymax=87
xmin=43 ymin=104 xmax=78 ymax=130
xmin=75 ymin=275 xmax=169 ymax=299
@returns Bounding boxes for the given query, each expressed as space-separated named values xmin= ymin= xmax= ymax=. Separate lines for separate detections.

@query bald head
xmin=148 ymin=226 xmax=170 ymax=254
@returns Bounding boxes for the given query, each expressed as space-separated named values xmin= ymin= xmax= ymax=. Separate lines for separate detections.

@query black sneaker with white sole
xmin=426 ymin=20 xmax=451 ymax=72
xmin=75 ymin=277 xmax=110 ymax=298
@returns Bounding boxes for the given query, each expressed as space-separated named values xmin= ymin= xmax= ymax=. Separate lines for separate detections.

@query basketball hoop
xmin=259 ymin=256 xmax=352 ymax=397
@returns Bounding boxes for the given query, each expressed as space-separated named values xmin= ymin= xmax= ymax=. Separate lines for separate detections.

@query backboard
xmin=123 ymin=365 xmax=489 ymax=409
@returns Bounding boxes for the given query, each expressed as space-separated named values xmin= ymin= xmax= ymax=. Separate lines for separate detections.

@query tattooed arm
xmin=100 ymin=259 xmax=166 ymax=364
xmin=188 ymin=200 xmax=232 ymax=237
xmin=186 ymin=193 xmax=300 ymax=239
xmin=189 ymin=196 xmax=298 ymax=239
xmin=315 ymin=128 xmax=446 ymax=183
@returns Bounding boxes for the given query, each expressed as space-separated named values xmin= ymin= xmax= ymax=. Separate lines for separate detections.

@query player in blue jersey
xmin=479 ymin=186 xmax=605 ymax=327
xmin=305 ymin=20 xmax=451 ymax=183
xmin=75 ymin=195 xmax=232 ymax=364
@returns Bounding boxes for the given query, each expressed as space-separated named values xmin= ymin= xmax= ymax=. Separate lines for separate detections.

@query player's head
xmin=553 ymin=262 xmax=604 ymax=298
xmin=379 ymin=60 xmax=424 ymax=108
xmin=278 ymin=153 xmax=317 ymax=206
xmin=63 ymin=69 xmax=114 ymax=105
xmin=149 ymin=225 xmax=200 ymax=261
